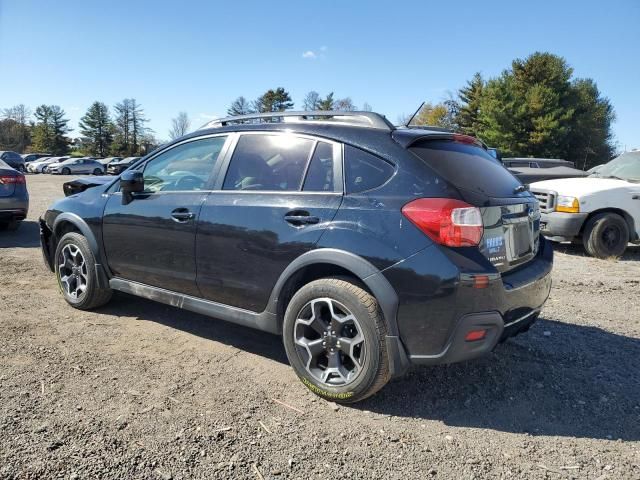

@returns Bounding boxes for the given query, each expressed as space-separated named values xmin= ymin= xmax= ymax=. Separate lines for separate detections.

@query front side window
xmin=223 ymin=134 xmax=315 ymax=191
xmin=142 ymin=136 xmax=227 ymax=192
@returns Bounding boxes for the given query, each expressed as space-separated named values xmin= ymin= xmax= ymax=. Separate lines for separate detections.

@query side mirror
xmin=121 ymin=170 xmax=144 ymax=205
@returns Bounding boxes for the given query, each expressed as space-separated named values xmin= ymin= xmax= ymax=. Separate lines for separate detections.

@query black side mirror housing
xmin=121 ymin=170 xmax=144 ymax=205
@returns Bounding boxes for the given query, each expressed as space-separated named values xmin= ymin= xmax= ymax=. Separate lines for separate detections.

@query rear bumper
xmin=540 ymin=211 xmax=588 ymax=242
xmin=0 ymin=208 xmax=28 ymax=222
xmin=385 ymin=236 xmax=553 ymax=365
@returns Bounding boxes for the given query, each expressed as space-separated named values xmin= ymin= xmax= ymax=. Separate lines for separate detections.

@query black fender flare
xmin=266 ymin=248 xmax=400 ymax=336
xmin=52 ymin=213 xmax=110 ymax=289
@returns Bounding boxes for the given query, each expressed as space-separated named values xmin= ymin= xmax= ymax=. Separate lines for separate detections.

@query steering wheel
xmin=175 ymin=175 xmax=205 ymax=190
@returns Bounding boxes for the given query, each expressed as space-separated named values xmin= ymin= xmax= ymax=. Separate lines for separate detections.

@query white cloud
xmin=302 ymin=50 xmax=317 ymax=59
xmin=319 ymin=45 xmax=328 ymax=52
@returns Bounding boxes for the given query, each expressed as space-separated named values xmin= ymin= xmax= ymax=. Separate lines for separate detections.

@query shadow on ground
xmin=0 ymin=220 xmax=41 ymax=249
xmin=98 ymin=293 xmax=640 ymax=442
xmin=552 ymin=241 xmax=640 ymax=261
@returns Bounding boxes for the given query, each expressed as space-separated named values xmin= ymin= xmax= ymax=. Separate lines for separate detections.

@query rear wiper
xmin=513 ymin=185 xmax=529 ymax=193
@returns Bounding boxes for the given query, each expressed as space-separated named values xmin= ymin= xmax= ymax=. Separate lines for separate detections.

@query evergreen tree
xmin=113 ymin=98 xmax=148 ymax=155
xmin=455 ymin=72 xmax=484 ymax=136
xmin=79 ymin=101 xmax=113 ymax=156
xmin=253 ymin=88 xmax=294 ymax=113
xmin=32 ymin=105 xmax=70 ymax=154
xmin=316 ymin=92 xmax=334 ymax=111
xmin=473 ymin=52 xmax=614 ymax=166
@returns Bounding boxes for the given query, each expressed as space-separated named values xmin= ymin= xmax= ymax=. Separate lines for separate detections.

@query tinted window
xmin=344 ymin=145 xmax=394 ymax=194
xmin=142 ymin=136 xmax=227 ymax=192
xmin=410 ymin=140 xmax=522 ymax=197
xmin=223 ymin=134 xmax=314 ymax=191
xmin=303 ymin=142 xmax=334 ymax=192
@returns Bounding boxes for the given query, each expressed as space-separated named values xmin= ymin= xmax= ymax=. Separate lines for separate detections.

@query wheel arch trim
xmin=266 ymin=248 xmax=400 ymax=337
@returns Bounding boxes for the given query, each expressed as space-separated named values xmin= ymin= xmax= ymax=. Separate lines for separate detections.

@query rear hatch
xmin=407 ymin=136 xmax=540 ymax=273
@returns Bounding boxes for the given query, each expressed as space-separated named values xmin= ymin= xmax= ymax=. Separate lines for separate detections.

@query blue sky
xmin=0 ymin=0 xmax=638 ymax=150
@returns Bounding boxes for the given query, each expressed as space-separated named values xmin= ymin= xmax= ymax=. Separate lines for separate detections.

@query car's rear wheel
xmin=17 ymin=165 xmax=25 ymax=173
xmin=62 ymin=167 xmax=70 ymax=175
xmin=93 ymin=168 xmax=102 ymax=175
xmin=583 ymin=212 xmax=629 ymax=259
xmin=283 ymin=278 xmax=390 ymax=403
xmin=54 ymin=232 xmax=113 ymax=310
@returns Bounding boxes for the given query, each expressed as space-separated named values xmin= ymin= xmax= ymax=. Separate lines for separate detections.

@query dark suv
xmin=40 ymin=111 xmax=552 ymax=403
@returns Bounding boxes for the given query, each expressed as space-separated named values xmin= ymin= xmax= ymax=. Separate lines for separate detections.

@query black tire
xmin=17 ymin=165 xmax=25 ymax=173
xmin=62 ymin=167 xmax=71 ymax=175
xmin=93 ymin=168 xmax=102 ymax=175
xmin=54 ymin=232 xmax=113 ymax=310
xmin=283 ymin=278 xmax=390 ymax=403
xmin=583 ymin=212 xmax=629 ymax=259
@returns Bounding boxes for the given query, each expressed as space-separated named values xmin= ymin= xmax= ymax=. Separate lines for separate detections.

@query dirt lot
xmin=1 ymin=175 xmax=639 ymax=479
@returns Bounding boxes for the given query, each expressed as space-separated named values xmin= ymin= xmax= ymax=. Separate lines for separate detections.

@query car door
xmin=196 ymin=132 xmax=343 ymax=312
xmin=102 ymin=135 xmax=230 ymax=296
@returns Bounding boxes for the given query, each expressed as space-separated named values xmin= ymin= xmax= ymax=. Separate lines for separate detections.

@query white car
xmin=28 ymin=156 xmax=68 ymax=173
xmin=530 ymin=151 xmax=640 ymax=258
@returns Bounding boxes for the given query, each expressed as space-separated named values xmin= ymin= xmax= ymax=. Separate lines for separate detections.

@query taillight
xmin=0 ymin=175 xmax=26 ymax=185
xmin=402 ymin=198 xmax=483 ymax=247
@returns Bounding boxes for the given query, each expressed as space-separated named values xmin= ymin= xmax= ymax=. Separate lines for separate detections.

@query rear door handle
xmin=284 ymin=210 xmax=320 ymax=226
xmin=171 ymin=208 xmax=195 ymax=222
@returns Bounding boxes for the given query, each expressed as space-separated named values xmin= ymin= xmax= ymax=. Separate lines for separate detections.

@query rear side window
xmin=303 ymin=141 xmax=334 ymax=192
xmin=410 ymin=140 xmax=522 ymax=197
xmin=223 ymin=134 xmax=314 ymax=191
xmin=344 ymin=145 xmax=394 ymax=194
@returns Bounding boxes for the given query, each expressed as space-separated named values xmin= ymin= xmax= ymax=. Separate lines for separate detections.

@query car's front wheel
xmin=283 ymin=278 xmax=390 ymax=403
xmin=54 ymin=232 xmax=113 ymax=310
xmin=93 ymin=168 xmax=102 ymax=175
xmin=61 ymin=167 xmax=70 ymax=175
xmin=583 ymin=212 xmax=629 ymax=259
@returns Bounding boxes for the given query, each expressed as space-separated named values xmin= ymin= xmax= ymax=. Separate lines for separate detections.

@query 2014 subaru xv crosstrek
xmin=40 ymin=111 xmax=552 ymax=403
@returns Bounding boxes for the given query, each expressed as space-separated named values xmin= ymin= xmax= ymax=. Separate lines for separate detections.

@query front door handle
xmin=171 ymin=208 xmax=195 ymax=222
xmin=284 ymin=210 xmax=320 ymax=226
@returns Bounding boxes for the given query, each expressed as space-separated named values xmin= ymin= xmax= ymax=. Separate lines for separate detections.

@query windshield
xmin=590 ymin=151 xmax=640 ymax=182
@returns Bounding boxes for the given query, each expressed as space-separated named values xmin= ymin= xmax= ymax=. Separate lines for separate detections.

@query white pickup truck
xmin=530 ymin=151 xmax=640 ymax=258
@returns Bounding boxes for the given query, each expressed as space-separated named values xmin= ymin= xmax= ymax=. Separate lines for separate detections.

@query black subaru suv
xmin=40 ymin=111 xmax=552 ymax=403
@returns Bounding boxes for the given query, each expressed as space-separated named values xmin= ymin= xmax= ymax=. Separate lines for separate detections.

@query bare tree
xmin=333 ymin=97 xmax=356 ymax=111
xmin=227 ymin=96 xmax=254 ymax=116
xmin=302 ymin=91 xmax=320 ymax=111
xmin=2 ymin=104 xmax=31 ymax=152
xmin=362 ymin=102 xmax=372 ymax=112
xmin=169 ymin=112 xmax=190 ymax=139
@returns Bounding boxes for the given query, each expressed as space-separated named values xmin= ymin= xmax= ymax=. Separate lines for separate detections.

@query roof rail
xmin=199 ymin=111 xmax=394 ymax=131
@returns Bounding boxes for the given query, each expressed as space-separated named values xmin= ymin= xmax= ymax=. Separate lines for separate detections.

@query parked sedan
xmin=22 ymin=153 xmax=51 ymax=164
xmin=47 ymin=158 xmax=105 ymax=175
xmin=0 ymin=151 xmax=26 ymax=172
xmin=0 ymin=160 xmax=28 ymax=231
xmin=97 ymin=156 xmax=122 ymax=166
xmin=107 ymin=156 xmax=140 ymax=175
xmin=29 ymin=156 xmax=69 ymax=173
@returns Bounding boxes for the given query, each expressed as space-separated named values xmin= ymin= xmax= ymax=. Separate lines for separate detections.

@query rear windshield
xmin=409 ymin=140 xmax=522 ymax=198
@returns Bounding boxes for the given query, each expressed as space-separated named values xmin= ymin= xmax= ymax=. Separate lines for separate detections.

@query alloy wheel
xmin=58 ymin=244 xmax=88 ymax=299
xmin=294 ymin=298 xmax=365 ymax=386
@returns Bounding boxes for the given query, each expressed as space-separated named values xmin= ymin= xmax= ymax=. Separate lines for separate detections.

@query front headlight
xmin=556 ymin=195 xmax=580 ymax=213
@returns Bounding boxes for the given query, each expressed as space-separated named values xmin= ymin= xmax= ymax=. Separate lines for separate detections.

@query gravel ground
xmin=1 ymin=175 xmax=639 ymax=479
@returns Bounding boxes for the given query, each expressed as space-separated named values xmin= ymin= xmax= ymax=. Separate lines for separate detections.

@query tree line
xmin=0 ymin=99 xmax=154 ymax=157
xmin=0 ymin=52 xmax=616 ymax=168
xmin=408 ymin=52 xmax=615 ymax=169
